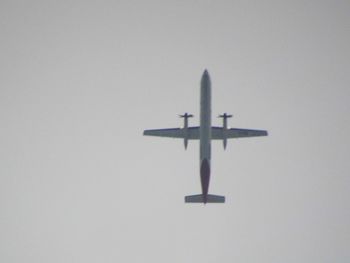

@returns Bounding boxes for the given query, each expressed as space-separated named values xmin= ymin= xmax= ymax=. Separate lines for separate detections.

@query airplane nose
xmin=202 ymin=69 xmax=209 ymax=80
xmin=201 ymin=69 xmax=210 ymax=87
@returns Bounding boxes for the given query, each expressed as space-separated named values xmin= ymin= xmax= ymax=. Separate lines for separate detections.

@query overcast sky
xmin=1 ymin=1 xmax=349 ymax=262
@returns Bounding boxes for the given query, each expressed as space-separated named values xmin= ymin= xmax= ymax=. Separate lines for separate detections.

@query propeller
xmin=218 ymin=113 xmax=233 ymax=119
xmin=179 ymin=113 xmax=194 ymax=118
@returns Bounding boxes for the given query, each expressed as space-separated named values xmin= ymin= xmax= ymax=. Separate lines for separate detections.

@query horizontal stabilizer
xmin=185 ymin=194 xmax=225 ymax=203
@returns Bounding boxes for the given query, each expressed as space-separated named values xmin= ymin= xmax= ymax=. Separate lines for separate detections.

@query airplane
xmin=143 ymin=70 xmax=268 ymax=204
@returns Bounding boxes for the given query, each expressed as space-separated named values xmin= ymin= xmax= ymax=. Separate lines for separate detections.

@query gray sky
xmin=1 ymin=0 xmax=349 ymax=262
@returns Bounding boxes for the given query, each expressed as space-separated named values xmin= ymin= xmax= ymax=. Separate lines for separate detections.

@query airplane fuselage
xmin=200 ymin=70 xmax=211 ymax=203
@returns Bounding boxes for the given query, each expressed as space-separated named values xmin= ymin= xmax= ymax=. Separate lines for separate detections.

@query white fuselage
xmin=200 ymin=71 xmax=211 ymax=163
xmin=199 ymin=70 xmax=211 ymax=198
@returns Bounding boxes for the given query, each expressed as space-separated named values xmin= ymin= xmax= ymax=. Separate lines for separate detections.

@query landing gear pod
xmin=179 ymin=113 xmax=193 ymax=149
xmin=218 ymin=113 xmax=232 ymax=149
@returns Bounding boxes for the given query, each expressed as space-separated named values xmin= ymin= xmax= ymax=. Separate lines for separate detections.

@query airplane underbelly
xmin=200 ymin=84 xmax=211 ymax=162
xmin=200 ymin=158 xmax=210 ymax=196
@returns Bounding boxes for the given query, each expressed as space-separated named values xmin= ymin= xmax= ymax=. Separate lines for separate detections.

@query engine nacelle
xmin=180 ymin=113 xmax=193 ymax=149
xmin=218 ymin=113 xmax=232 ymax=149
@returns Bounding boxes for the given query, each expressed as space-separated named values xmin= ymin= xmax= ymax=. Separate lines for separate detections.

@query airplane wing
xmin=143 ymin=127 xmax=200 ymax=139
xmin=211 ymin=127 xmax=268 ymax=139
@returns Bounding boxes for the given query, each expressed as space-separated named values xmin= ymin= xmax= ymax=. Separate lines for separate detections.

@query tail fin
xmin=185 ymin=194 xmax=225 ymax=203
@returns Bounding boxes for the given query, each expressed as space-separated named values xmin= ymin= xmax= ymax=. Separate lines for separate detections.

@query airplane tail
xmin=185 ymin=194 xmax=225 ymax=203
